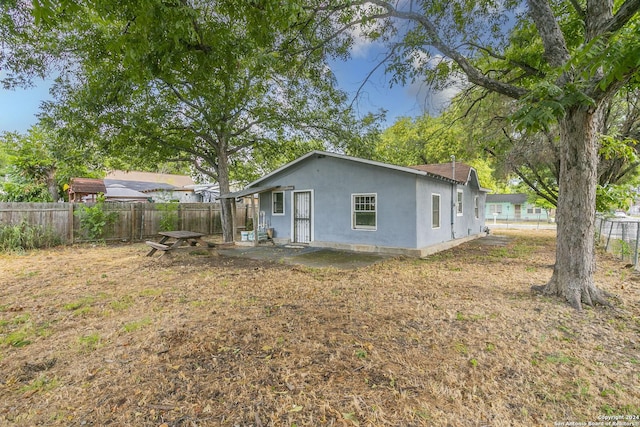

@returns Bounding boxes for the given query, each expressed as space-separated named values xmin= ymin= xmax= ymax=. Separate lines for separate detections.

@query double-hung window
xmin=432 ymin=194 xmax=441 ymax=229
xmin=474 ymin=196 xmax=479 ymax=219
xmin=272 ymin=191 xmax=284 ymax=215
xmin=352 ymin=194 xmax=376 ymax=230
xmin=457 ymin=190 xmax=464 ymax=216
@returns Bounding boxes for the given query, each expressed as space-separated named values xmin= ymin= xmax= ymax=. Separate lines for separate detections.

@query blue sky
xmin=0 ymin=46 xmax=450 ymax=135
xmin=0 ymin=79 xmax=55 ymax=134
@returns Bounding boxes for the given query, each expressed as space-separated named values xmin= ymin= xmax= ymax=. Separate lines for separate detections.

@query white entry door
xmin=293 ymin=191 xmax=312 ymax=243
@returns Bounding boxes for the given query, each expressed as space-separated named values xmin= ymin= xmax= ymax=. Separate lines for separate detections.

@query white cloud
xmin=404 ymin=72 xmax=466 ymax=116
xmin=343 ymin=3 xmax=389 ymax=58
xmin=349 ymin=28 xmax=379 ymax=58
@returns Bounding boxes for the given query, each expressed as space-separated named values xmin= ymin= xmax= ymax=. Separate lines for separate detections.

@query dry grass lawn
xmin=0 ymin=230 xmax=639 ymax=427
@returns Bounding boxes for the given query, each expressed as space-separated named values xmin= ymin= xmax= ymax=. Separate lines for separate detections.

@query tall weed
xmin=0 ymin=220 xmax=62 ymax=252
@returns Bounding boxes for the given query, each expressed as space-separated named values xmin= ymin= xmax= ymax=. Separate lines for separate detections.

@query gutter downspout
xmin=451 ymin=156 xmax=456 ymax=240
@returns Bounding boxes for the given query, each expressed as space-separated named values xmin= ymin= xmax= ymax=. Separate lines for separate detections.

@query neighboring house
xmin=485 ymin=194 xmax=551 ymax=221
xmin=191 ymin=184 xmax=220 ymax=203
xmin=104 ymin=171 xmax=199 ymax=202
xmin=103 ymin=184 xmax=150 ymax=203
xmin=223 ymin=150 xmax=488 ymax=257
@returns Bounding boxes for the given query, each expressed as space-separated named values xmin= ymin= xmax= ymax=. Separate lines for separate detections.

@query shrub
xmin=157 ymin=202 xmax=179 ymax=231
xmin=74 ymin=195 xmax=117 ymax=241
xmin=0 ymin=220 xmax=62 ymax=252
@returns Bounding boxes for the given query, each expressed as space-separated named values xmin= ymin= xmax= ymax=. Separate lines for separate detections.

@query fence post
xmin=634 ymin=222 xmax=640 ymax=267
xmin=130 ymin=204 xmax=135 ymax=242
xmin=68 ymin=203 xmax=74 ymax=244
xmin=605 ymin=221 xmax=614 ymax=251
xmin=598 ymin=217 xmax=604 ymax=241
xmin=209 ymin=204 xmax=213 ymax=235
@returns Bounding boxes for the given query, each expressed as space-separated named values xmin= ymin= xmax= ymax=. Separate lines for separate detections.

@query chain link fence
xmin=595 ymin=215 xmax=640 ymax=269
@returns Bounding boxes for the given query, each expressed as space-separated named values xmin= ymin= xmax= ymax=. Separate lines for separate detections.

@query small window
xmin=474 ymin=196 xmax=479 ymax=219
xmin=272 ymin=191 xmax=284 ymax=215
xmin=352 ymin=194 xmax=376 ymax=230
xmin=457 ymin=190 xmax=463 ymax=216
xmin=489 ymin=204 xmax=503 ymax=214
xmin=432 ymin=194 xmax=441 ymax=229
xmin=534 ymin=207 xmax=542 ymax=214
xmin=527 ymin=207 xmax=534 ymax=214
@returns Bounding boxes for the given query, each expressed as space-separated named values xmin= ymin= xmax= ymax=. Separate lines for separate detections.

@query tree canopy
xmin=32 ymin=0 xmax=376 ymax=241
xmin=0 ymin=126 xmax=102 ymax=202
xmin=312 ymin=0 xmax=640 ymax=309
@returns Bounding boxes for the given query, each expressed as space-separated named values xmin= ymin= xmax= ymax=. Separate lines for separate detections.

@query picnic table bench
xmin=146 ymin=230 xmax=206 ymax=257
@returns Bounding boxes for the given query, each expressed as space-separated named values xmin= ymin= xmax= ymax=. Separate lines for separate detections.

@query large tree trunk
xmin=216 ymin=148 xmax=234 ymax=243
xmin=46 ymin=169 xmax=59 ymax=202
xmin=533 ymin=105 xmax=611 ymax=309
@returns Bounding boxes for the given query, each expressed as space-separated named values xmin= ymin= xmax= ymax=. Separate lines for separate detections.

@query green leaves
xmin=373 ymin=114 xmax=469 ymax=166
xmin=596 ymin=183 xmax=636 ymax=213
xmin=513 ymin=82 xmax=595 ymax=132
xmin=74 ymin=195 xmax=117 ymax=241
xmin=599 ymin=134 xmax=638 ymax=163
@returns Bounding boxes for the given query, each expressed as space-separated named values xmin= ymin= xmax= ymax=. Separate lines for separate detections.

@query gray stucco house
xmin=226 ymin=151 xmax=487 ymax=257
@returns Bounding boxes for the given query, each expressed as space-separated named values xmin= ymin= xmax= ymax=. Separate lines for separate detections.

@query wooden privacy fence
xmin=0 ymin=202 xmax=252 ymax=244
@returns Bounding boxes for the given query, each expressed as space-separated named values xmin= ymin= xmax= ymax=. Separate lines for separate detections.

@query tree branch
xmin=526 ymin=0 xmax=571 ymax=68
xmin=464 ymin=42 xmax=545 ymax=78
xmin=568 ymin=0 xmax=586 ymax=19
xmin=603 ymin=0 xmax=640 ymax=34
xmin=350 ymin=48 xmax=396 ymax=109
xmin=362 ymin=0 xmax=528 ymax=100
xmin=513 ymin=164 xmax=558 ymax=205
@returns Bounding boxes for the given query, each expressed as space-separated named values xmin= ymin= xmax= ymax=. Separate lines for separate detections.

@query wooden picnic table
xmin=146 ymin=230 xmax=206 ymax=256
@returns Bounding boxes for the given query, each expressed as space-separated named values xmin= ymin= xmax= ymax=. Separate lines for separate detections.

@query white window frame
xmin=432 ymin=193 xmax=441 ymax=229
xmin=474 ymin=196 xmax=479 ymax=219
xmin=272 ymin=191 xmax=285 ymax=216
xmin=352 ymin=193 xmax=377 ymax=231
xmin=457 ymin=189 xmax=464 ymax=216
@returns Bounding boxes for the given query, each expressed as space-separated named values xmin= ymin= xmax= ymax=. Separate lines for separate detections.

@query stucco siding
xmin=249 ymin=151 xmax=486 ymax=254
xmin=415 ymin=179 xmax=452 ymax=247
xmin=257 ymin=155 xmax=419 ymax=248
xmin=454 ymin=185 xmax=486 ymax=237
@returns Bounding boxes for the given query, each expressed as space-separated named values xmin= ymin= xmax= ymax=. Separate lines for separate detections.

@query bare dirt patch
xmin=1 ymin=230 xmax=639 ymax=426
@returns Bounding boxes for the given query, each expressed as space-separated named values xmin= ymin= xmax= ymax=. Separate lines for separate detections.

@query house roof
xmin=104 ymin=170 xmax=195 ymax=188
xmin=486 ymin=193 xmax=529 ymax=204
xmin=220 ymin=185 xmax=291 ymax=199
xmin=69 ymin=178 xmax=106 ymax=194
xmin=409 ymin=163 xmax=472 ymax=185
xmin=248 ymin=151 xmax=484 ymax=188
xmin=104 ymin=179 xmax=176 ymax=193
xmin=104 ymin=184 xmax=151 ymax=202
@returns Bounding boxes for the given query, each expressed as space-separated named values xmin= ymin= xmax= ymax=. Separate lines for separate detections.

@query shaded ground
xmin=216 ymin=244 xmax=395 ymax=269
xmin=1 ymin=230 xmax=639 ymax=427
